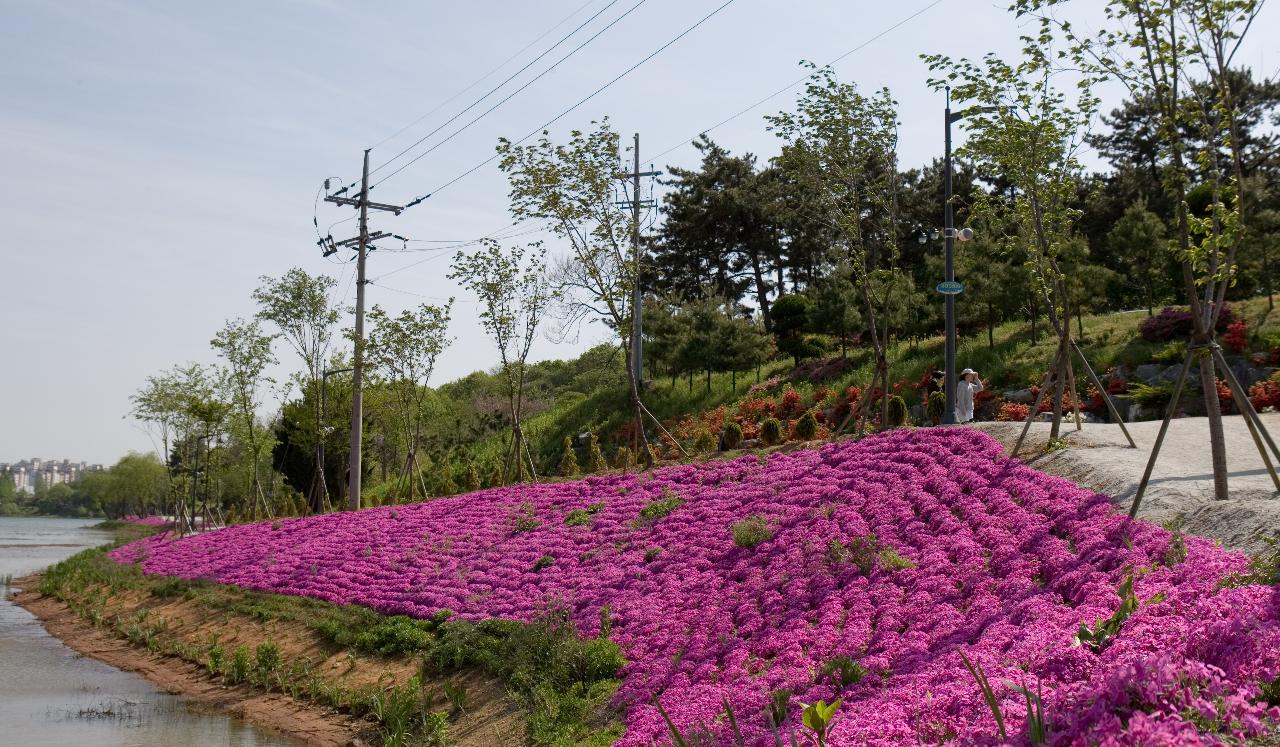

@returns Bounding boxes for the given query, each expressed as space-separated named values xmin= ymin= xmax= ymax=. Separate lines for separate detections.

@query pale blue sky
xmin=2 ymin=0 xmax=1277 ymax=464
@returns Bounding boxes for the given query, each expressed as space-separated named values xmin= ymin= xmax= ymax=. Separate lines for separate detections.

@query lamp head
xmin=957 ymin=227 xmax=975 ymax=242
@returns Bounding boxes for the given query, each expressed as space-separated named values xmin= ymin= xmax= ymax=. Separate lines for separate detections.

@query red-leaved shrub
xmin=996 ymin=402 xmax=1030 ymax=421
xmin=1224 ymin=319 xmax=1248 ymax=353
xmin=1139 ymin=305 xmax=1235 ymax=342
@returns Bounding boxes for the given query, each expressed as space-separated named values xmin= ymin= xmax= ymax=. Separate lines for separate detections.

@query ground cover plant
xmin=112 ymin=429 xmax=1280 ymax=745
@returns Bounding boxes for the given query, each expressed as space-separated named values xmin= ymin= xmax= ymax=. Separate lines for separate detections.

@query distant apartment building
xmin=1 ymin=458 xmax=103 ymax=495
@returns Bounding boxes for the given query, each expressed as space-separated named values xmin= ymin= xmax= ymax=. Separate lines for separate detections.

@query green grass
xmin=40 ymin=543 xmax=627 ymax=747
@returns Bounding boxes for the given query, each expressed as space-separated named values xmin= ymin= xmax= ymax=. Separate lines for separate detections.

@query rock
xmin=1110 ymin=395 xmax=1134 ymax=421
xmin=1230 ymin=359 xmax=1264 ymax=388
xmin=1159 ymin=365 xmax=1200 ymax=388
xmin=1135 ymin=363 xmax=1165 ymax=383
xmin=740 ymin=439 xmax=759 ymax=449
xmin=1112 ymin=364 xmax=1131 ymax=383
xmin=1037 ymin=412 xmax=1055 ymax=422
xmin=1005 ymin=388 xmax=1034 ymax=404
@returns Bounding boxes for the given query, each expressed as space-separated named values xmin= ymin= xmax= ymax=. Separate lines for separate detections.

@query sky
xmin=2 ymin=0 xmax=1278 ymax=465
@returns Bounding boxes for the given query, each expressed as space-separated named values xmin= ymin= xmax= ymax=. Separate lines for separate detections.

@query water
xmin=0 ymin=517 xmax=300 ymax=746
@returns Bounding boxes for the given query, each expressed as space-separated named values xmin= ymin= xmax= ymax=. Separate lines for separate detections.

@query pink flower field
xmin=110 ymin=428 xmax=1280 ymax=745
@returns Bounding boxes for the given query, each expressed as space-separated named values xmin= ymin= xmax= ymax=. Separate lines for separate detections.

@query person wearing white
xmin=955 ymin=368 xmax=984 ymax=423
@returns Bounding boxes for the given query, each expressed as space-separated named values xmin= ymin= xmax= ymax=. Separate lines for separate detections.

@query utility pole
xmin=621 ymin=133 xmax=660 ymax=389
xmin=323 ymin=151 xmax=402 ymax=512
xmin=943 ymin=91 xmax=957 ymax=425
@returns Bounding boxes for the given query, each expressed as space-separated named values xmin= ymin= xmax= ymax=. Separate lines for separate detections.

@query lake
xmin=0 ymin=516 xmax=300 ymax=746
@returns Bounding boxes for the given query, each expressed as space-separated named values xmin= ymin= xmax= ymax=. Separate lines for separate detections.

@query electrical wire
xmin=648 ymin=0 xmax=947 ymax=163
xmin=368 ymin=0 xmax=633 ymax=184
xmin=397 ymin=0 xmax=742 ymax=210
xmin=367 ymin=0 xmax=602 ymax=153
xmin=368 ymin=0 xmax=651 ymax=191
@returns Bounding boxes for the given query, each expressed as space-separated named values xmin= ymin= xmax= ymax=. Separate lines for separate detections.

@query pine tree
xmin=487 ymin=462 xmax=504 ymax=488
xmin=614 ymin=446 xmax=633 ymax=472
xmin=464 ymin=463 xmax=481 ymax=492
xmin=559 ymin=436 xmax=579 ymax=477
xmin=586 ymin=433 xmax=607 ymax=473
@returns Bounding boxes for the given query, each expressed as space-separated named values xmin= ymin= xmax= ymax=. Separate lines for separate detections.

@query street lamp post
xmin=942 ymin=87 xmax=996 ymax=424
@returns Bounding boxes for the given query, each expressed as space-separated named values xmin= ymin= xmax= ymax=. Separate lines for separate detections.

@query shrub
xmin=254 ymin=641 xmax=282 ymax=685
xmin=760 ymin=417 xmax=783 ymax=446
xmin=565 ymin=502 xmax=604 ymax=527
xmin=926 ymin=391 xmax=945 ymax=425
xmin=886 ymin=395 xmax=908 ymax=427
xmin=644 ymin=547 xmax=662 ymax=563
xmin=586 ymin=433 xmax=608 ymax=473
xmin=1224 ymin=319 xmax=1248 ymax=353
xmin=464 ymin=463 xmax=481 ymax=492
xmin=1139 ymin=304 xmax=1234 ymax=342
xmin=227 ymin=645 xmax=252 ymax=684
xmin=731 ymin=515 xmax=773 ymax=548
xmin=1129 ymin=381 xmax=1175 ymax=409
xmin=693 ymin=429 xmax=716 ymax=454
xmin=793 ymin=411 xmax=819 ymax=440
xmin=614 ymin=446 xmax=633 ymax=472
xmin=996 ymin=402 xmax=1030 ymax=422
xmin=820 ymin=655 xmax=869 ymax=689
xmin=779 ymin=386 xmax=806 ymax=418
xmin=1250 ymin=379 xmax=1280 ymax=412
xmin=1152 ymin=340 xmax=1187 ymax=364
xmin=559 ymin=436 xmax=579 ymax=477
xmin=722 ymin=422 xmax=744 ymax=450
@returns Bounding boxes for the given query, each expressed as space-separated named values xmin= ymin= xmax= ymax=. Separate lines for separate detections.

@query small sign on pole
xmin=936 ymin=280 xmax=964 ymax=295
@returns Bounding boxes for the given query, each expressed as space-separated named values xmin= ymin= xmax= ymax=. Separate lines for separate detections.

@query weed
xmin=634 ymin=489 xmax=684 ymax=527
xmin=959 ymin=651 xmax=1006 ymax=740
xmin=644 ymin=547 xmax=662 ymax=563
xmin=820 ymin=655 xmax=868 ymax=689
xmin=1045 ymin=437 xmax=1069 ymax=453
xmin=1220 ymin=536 xmax=1280 ymax=587
xmin=442 ymin=679 xmax=467 ymax=714
xmin=877 ymin=547 xmax=916 ymax=571
xmin=511 ymin=501 xmax=542 ymax=533
xmin=255 ymin=641 xmax=282 ymax=686
xmin=207 ymin=643 xmax=225 ymax=673
xmin=532 ymin=555 xmax=555 ymax=572
xmin=827 ymin=535 xmax=880 ymax=575
xmin=730 ymin=515 xmax=773 ymax=549
xmin=798 ymin=699 xmax=842 ymax=747
xmin=1075 ymin=575 xmax=1160 ymax=652
xmin=227 ymin=645 xmax=252 ymax=685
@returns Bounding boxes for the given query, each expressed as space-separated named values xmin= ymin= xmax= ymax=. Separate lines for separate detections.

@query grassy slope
xmin=505 ymin=297 xmax=1280 ymax=469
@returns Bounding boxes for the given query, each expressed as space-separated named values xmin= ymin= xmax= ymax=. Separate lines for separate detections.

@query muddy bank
xmin=11 ymin=571 xmax=526 ymax=747
xmin=12 ymin=577 xmax=365 ymax=747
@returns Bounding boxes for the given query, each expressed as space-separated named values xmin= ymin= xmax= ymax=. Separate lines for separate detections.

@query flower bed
xmin=111 ymin=429 xmax=1280 ymax=745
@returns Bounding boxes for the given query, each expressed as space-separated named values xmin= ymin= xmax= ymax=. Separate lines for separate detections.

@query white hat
xmin=960 ymin=368 xmax=977 ymax=376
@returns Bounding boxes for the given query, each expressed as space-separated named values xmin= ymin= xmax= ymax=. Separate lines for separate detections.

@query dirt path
xmin=972 ymin=413 xmax=1280 ymax=554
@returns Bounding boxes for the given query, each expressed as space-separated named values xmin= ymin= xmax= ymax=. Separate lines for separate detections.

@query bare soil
xmin=11 ymin=576 xmax=525 ymax=747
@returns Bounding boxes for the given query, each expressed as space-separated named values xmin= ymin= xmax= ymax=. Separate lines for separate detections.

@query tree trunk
xmin=1198 ymin=347 xmax=1229 ymax=500
xmin=705 ymin=369 xmax=711 ymax=393
xmin=987 ymin=303 xmax=994 ymax=349
xmin=748 ymin=244 xmax=773 ymax=331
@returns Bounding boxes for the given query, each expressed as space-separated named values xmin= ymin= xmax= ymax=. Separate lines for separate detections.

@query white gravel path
xmin=972 ymin=414 xmax=1280 ymax=554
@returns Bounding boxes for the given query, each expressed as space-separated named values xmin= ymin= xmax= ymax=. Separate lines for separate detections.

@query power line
xmin=397 ymin=0 xmax=742 ymax=211
xmin=368 ymin=0 xmax=650 ymax=192
xmin=367 ymin=0 xmax=602 ymax=153
xmin=649 ymin=0 xmax=947 ymax=163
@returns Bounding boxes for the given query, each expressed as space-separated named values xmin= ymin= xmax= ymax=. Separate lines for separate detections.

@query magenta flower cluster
xmin=110 ymin=429 xmax=1280 ymax=745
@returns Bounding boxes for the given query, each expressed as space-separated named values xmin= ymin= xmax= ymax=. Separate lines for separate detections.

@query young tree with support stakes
xmin=768 ymin=65 xmax=904 ymax=432
xmin=252 ymin=268 xmax=340 ymax=514
xmin=449 ymin=239 xmax=553 ymax=484
xmin=364 ymin=302 xmax=452 ymax=503
xmin=211 ymin=318 xmax=277 ymax=521
xmin=1014 ymin=0 xmax=1277 ymax=506
xmin=497 ymin=120 xmax=685 ymax=459
xmin=924 ymin=33 xmax=1136 ymax=454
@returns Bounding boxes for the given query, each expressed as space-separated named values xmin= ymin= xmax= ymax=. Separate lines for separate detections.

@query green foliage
xmin=794 ymin=411 xmax=818 ymax=440
xmin=1152 ymin=340 xmax=1187 ymax=364
xmin=799 ymin=698 xmax=842 ymax=747
xmin=1075 ymin=575 xmax=1158 ymax=652
xmin=227 ymin=645 xmax=252 ymax=685
xmin=254 ymin=641 xmax=282 ymax=685
xmin=565 ymin=502 xmax=605 ymax=527
xmin=827 ymin=535 xmax=881 ymax=575
xmin=585 ymin=433 xmax=608 ymax=473
xmin=820 ymin=655 xmax=868 ymax=690
xmin=532 ymin=555 xmax=555 ymax=572
xmin=760 ymin=417 xmax=783 ymax=446
xmin=207 ymin=643 xmax=225 ymax=673
xmin=442 ymin=680 xmax=467 ymax=714
xmin=926 ymin=391 xmax=945 ymax=425
xmin=959 ymin=651 xmax=1007 ymax=741
xmin=1128 ymin=381 xmax=1175 ymax=409
xmin=614 ymin=446 xmax=633 ymax=472
xmin=634 ymin=491 xmax=684 ymax=526
xmin=731 ymin=515 xmax=773 ymax=549
xmin=559 ymin=436 xmax=580 ymax=477
xmin=643 ymin=547 xmax=662 ymax=563
xmin=877 ymin=547 xmax=916 ymax=571
xmin=886 ymin=395 xmax=908 ymax=427
xmin=722 ymin=421 xmax=743 ymax=450
xmin=1220 ymin=537 xmax=1280 ymax=588
xmin=464 ymin=463 xmax=481 ymax=493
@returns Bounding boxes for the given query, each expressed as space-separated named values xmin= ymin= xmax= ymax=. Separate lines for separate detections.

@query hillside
xmin=112 ymin=428 xmax=1280 ymax=745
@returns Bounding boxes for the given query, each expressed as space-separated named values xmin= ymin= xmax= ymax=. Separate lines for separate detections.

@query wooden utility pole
xmin=323 ymin=151 xmax=402 ymax=512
